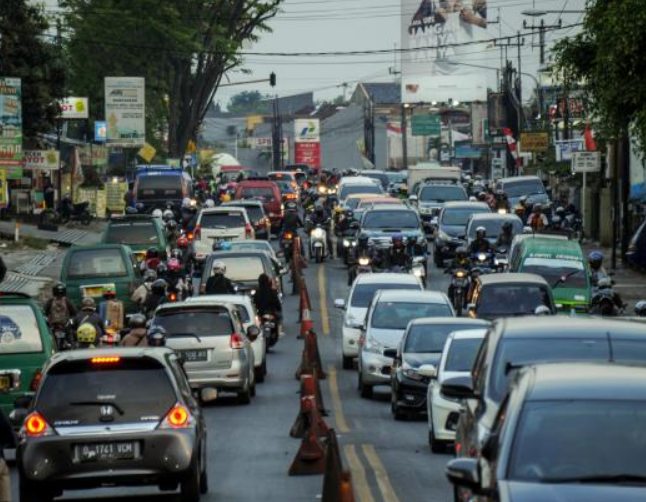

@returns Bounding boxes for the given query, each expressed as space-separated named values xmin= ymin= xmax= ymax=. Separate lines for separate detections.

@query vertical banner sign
xmin=470 ymin=102 xmax=488 ymax=145
xmin=105 ymin=77 xmax=145 ymax=147
xmin=294 ymin=119 xmax=321 ymax=170
xmin=0 ymin=78 xmax=23 ymax=170
xmin=0 ymin=169 xmax=6 ymax=208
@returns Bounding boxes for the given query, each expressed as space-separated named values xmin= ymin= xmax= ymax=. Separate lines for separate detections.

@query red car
xmin=234 ymin=180 xmax=283 ymax=231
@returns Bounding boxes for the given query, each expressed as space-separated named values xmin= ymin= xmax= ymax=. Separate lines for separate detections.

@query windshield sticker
xmin=0 ymin=316 xmax=21 ymax=342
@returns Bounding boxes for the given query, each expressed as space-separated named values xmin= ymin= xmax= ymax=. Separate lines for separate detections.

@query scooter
xmin=59 ymin=196 xmax=92 ymax=225
xmin=309 ymin=224 xmax=328 ymax=263
xmin=51 ymin=321 xmax=73 ymax=351
xmin=411 ymin=256 xmax=427 ymax=287
xmin=590 ymin=278 xmax=626 ymax=316
xmin=447 ymin=267 xmax=470 ymax=316
xmin=261 ymin=314 xmax=279 ymax=348
xmin=280 ymin=231 xmax=295 ymax=262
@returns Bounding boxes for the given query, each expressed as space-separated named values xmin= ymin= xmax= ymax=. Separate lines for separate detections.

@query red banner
xmin=294 ymin=141 xmax=321 ymax=169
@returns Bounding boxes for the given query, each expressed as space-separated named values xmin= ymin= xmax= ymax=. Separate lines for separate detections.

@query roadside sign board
xmin=571 ymin=151 xmax=601 ymax=173
xmin=411 ymin=114 xmax=441 ymax=136
xmin=59 ymin=97 xmax=89 ymax=119
xmin=105 ymin=77 xmax=145 ymax=147
xmin=0 ymin=77 xmax=23 ymax=168
xmin=520 ymin=132 xmax=549 ymax=152
xmin=24 ymin=150 xmax=59 ymax=170
xmin=94 ymin=121 xmax=107 ymax=142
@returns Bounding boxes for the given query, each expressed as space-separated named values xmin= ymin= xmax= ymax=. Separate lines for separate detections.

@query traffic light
xmin=269 ymin=72 xmax=277 ymax=87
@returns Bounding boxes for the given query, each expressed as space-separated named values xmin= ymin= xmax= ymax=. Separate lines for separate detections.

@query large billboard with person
xmin=401 ymin=0 xmax=490 ymax=103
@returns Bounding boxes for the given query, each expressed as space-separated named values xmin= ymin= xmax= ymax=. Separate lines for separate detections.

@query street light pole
xmin=401 ymin=104 xmax=409 ymax=170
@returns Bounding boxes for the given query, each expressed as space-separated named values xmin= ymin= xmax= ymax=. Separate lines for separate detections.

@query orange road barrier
xmin=288 ymin=396 xmax=329 ymax=476
xmin=322 ymin=429 xmax=357 ymax=502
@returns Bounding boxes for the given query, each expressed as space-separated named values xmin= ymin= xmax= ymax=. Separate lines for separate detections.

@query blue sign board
xmin=95 ymin=121 xmax=107 ymax=142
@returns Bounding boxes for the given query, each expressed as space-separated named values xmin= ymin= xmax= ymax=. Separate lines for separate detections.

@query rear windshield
xmin=444 ymin=338 xmax=483 ymax=372
xmin=240 ymin=187 xmax=276 ymax=202
xmin=404 ymin=323 xmax=479 ymax=354
xmin=229 ymin=205 xmax=263 ymax=221
xmin=340 ymin=185 xmax=382 ymax=199
xmin=504 ymin=179 xmax=545 ymax=198
xmin=136 ymin=175 xmax=182 ymax=200
xmin=105 ymin=222 xmax=159 ymax=245
xmin=468 ymin=219 xmax=523 ymax=239
xmin=372 ymin=301 xmax=453 ymax=330
xmin=420 ymin=186 xmax=467 ymax=203
xmin=210 ymin=256 xmax=265 ymax=282
xmin=350 ymin=283 xmax=421 ymax=308
xmin=38 ymin=359 xmax=175 ymax=426
xmin=363 ymin=173 xmax=389 ymax=189
xmin=442 ymin=207 xmax=490 ymax=226
xmin=235 ymin=305 xmax=251 ymax=323
xmin=268 ymin=173 xmax=294 ymax=182
xmin=67 ymin=249 xmax=127 ymax=279
xmin=477 ymin=285 xmax=552 ymax=316
xmin=362 ymin=211 xmax=419 ymax=230
xmin=153 ymin=309 xmax=233 ymax=337
xmin=200 ymin=212 xmax=246 ymax=229
xmin=0 ymin=305 xmax=43 ymax=354
xmin=521 ymin=257 xmax=587 ymax=290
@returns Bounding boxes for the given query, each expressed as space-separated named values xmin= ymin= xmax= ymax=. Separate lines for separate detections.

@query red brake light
xmin=24 ymin=412 xmax=51 ymax=437
xmin=91 ymin=356 xmax=121 ymax=364
xmin=30 ymin=370 xmax=42 ymax=392
xmin=230 ymin=333 xmax=245 ymax=349
xmin=159 ymin=403 xmax=193 ymax=429
xmin=245 ymin=223 xmax=252 ymax=235
xmin=169 ymin=292 xmax=178 ymax=302
xmin=285 ymin=232 xmax=293 ymax=239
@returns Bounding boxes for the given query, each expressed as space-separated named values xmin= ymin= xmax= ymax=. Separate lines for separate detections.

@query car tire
xmin=391 ymin=400 xmax=406 ymax=421
xmin=180 ymin=462 xmax=201 ymax=502
xmin=237 ymin=384 xmax=252 ymax=405
xmin=358 ymin=373 xmax=373 ymax=399
xmin=429 ymin=428 xmax=445 ymax=454
xmin=342 ymin=355 xmax=354 ymax=370
xmin=20 ymin=478 xmax=53 ymax=502
xmin=255 ymin=359 xmax=267 ymax=383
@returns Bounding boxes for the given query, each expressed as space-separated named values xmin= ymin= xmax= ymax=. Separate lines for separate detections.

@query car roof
xmin=48 ymin=347 xmax=175 ymax=366
xmin=187 ymin=294 xmax=253 ymax=307
xmin=408 ymin=317 xmax=489 ymax=327
xmin=108 ymin=215 xmax=155 ymax=223
xmin=339 ymin=176 xmax=379 ymax=185
xmin=364 ymin=205 xmax=413 ymax=213
xmin=68 ymin=243 xmax=130 ymax=251
xmin=443 ymin=201 xmax=490 ymax=210
xmin=498 ymin=175 xmax=542 ymax=184
xmin=223 ymin=200 xmax=263 ymax=207
xmin=376 ymin=290 xmax=449 ymax=304
xmin=526 ymin=363 xmax=646 ymax=401
xmin=200 ymin=207 xmax=247 ymax=214
xmin=477 ymin=273 xmax=549 ymax=286
xmin=450 ymin=328 xmax=488 ymax=340
xmin=468 ymin=213 xmax=522 ymax=223
xmin=208 ymin=250 xmax=269 ymax=260
xmin=496 ymin=317 xmax=646 ymax=340
xmin=354 ymin=273 xmax=421 ymax=285
xmin=156 ymin=299 xmax=236 ymax=312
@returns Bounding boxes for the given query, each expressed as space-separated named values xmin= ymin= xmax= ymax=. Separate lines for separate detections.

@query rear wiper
xmin=168 ymin=332 xmax=202 ymax=343
xmin=69 ymin=401 xmax=125 ymax=415
xmin=543 ymin=474 xmax=646 ymax=485
xmin=552 ymin=269 xmax=582 ymax=288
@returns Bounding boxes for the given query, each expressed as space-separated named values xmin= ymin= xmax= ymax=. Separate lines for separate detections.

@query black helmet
xmin=635 ymin=300 xmax=646 ymax=317
xmin=502 ymin=221 xmax=513 ymax=233
xmin=477 ymin=192 xmax=487 ymax=201
xmin=156 ymin=263 xmax=167 ymax=276
xmin=151 ymin=279 xmax=167 ymax=296
xmin=147 ymin=326 xmax=167 ymax=347
xmin=166 ymin=220 xmax=178 ymax=232
xmin=476 ymin=226 xmax=487 ymax=240
xmin=392 ymin=234 xmax=404 ymax=249
xmin=358 ymin=233 xmax=370 ymax=248
xmin=128 ymin=313 xmax=147 ymax=329
xmin=345 ymin=209 xmax=354 ymax=219
xmin=456 ymin=246 xmax=468 ymax=260
xmin=588 ymin=251 xmax=604 ymax=271
xmin=556 ymin=206 xmax=566 ymax=216
xmin=53 ymin=282 xmax=66 ymax=297
xmin=146 ymin=247 xmax=159 ymax=260
xmin=285 ymin=201 xmax=297 ymax=212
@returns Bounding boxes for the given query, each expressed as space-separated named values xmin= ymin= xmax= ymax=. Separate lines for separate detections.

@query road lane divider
xmin=317 ymin=264 xmax=330 ymax=336
xmin=362 ymin=444 xmax=401 ymax=502
xmin=289 ymin=396 xmax=328 ymax=476
xmin=322 ymin=429 xmax=357 ymax=502
xmin=327 ymin=365 xmax=350 ymax=433
xmin=344 ymin=445 xmax=376 ymax=502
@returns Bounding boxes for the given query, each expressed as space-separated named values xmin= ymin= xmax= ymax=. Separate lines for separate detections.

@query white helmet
xmin=182 ymin=197 xmax=192 ymax=209
xmin=205 ymin=199 xmax=215 ymax=208
xmin=213 ymin=261 xmax=226 ymax=275
xmin=152 ymin=209 xmax=163 ymax=219
xmin=162 ymin=209 xmax=174 ymax=221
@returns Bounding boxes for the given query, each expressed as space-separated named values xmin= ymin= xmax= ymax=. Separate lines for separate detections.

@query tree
xmin=552 ymin=0 xmax=646 ymax=153
xmin=227 ymin=91 xmax=271 ymax=115
xmin=0 ymin=0 xmax=65 ymax=142
xmin=63 ymin=0 xmax=282 ymax=159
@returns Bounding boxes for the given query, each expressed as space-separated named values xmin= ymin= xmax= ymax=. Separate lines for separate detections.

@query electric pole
xmin=495 ymin=33 xmax=526 ymax=133
xmin=523 ymin=18 xmax=562 ymax=66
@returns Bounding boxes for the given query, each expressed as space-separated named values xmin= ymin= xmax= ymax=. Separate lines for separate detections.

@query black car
xmin=447 ymin=363 xmax=646 ymax=502
xmin=386 ymin=318 xmax=489 ymax=419
xmin=433 ymin=201 xmax=491 ymax=267
xmin=15 ymin=348 xmax=212 ymax=502
xmin=447 ymin=317 xmax=646 ymax=476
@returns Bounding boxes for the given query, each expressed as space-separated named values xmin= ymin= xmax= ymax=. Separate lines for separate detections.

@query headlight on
xmin=343 ymin=239 xmax=350 ymax=247
xmin=413 ymin=267 xmax=424 ymax=278
xmin=358 ymin=257 xmax=370 ymax=266
xmin=456 ymin=270 xmax=466 ymax=278
xmin=477 ymin=253 xmax=487 ymax=262
xmin=312 ymin=228 xmax=324 ymax=238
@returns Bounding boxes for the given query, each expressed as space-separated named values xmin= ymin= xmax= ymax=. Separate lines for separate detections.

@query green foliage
xmin=552 ymin=0 xmax=646 ymax=152
xmin=0 ymin=0 xmax=65 ymax=142
xmin=228 ymin=91 xmax=271 ymax=115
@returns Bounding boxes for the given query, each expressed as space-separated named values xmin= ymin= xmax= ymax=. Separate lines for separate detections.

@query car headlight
xmin=312 ymin=228 xmax=324 ymax=238
xmin=363 ymin=337 xmax=384 ymax=354
xmin=402 ymin=363 xmax=423 ymax=381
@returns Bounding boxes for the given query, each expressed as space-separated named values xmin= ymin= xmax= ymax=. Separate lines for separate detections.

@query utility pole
xmin=495 ymin=33 xmax=525 ymax=133
xmin=401 ymin=104 xmax=409 ymax=170
xmin=523 ymin=18 xmax=562 ymax=65
xmin=272 ymin=96 xmax=281 ymax=171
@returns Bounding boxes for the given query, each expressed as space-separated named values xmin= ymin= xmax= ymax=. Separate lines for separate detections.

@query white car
xmin=426 ymin=328 xmax=487 ymax=453
xmin=193 ymin=207 xmax=254 ymax=259
xmin=187 ymin=294 xmax=267 ymax=383
xmin=334 ymin=273 xmax=423 ymax=370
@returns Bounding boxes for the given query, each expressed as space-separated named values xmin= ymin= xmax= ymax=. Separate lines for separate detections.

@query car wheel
xmin=342 ymin=355 xmax=354 ymax=370
xmin=20 ymin=478 xmax=53 ymax=502
xmin=237 ymin=384 xmax=252 ymax=405
xmin=255 ymin=359 xmax=267 ymax=383
xmin=358 ymin=373 xmax=373 ymax=399
xmin=429 ymin=428 xmax=445 ymax=454
xmin=180 ymin=461 xmax=201 ymax=502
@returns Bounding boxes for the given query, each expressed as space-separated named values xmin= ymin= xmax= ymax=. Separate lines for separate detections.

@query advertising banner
xmin=24 ymin=150 xmax=60 ymax=170
xmin=520 ymin=132 xmax=550 ymax=153
xmin=295 ymin=142 xmax=321 ymax=169
xmin=105 ymin=77 xmax=145 ymax=147
xmin=80 ymin=145 xmax=108 ymax=167
xmin=470 ymin=102 xmax=488 ymax=145
xmin=401 ymin=0 xmax=489 ymax=103
xmin=0 ymin=78 xmax=23 ymax=168
xmin=106 ymin=182 xmax=128 ymax=212
xmin=0 ymin=169 xmax=6 ymax=208
xmin=571 ymin=152 xmax=601 ymax=174
xmin=94 ymin=121 xmax=107 ymax=142
xmin=294 ymin=119 xmax=320 ymax=143
xmin=59 ymin=97 xmax=89 ymax=119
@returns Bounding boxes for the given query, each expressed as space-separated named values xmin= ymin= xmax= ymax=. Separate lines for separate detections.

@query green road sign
xmin=411 ymin=114 xmax=441 ymax=136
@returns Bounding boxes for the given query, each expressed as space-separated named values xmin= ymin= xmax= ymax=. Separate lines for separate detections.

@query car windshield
xmin=67 ymin=249 xmax=127 ymax=279
xmin=504 ymin=179 xmax=545 ymax=198
xmin=404 ymin=323 xmax=478 ymax=354
xmin=477 ymin=285 xmax=552 ymax=316
xmin=211 ymin=256 xmax=265 ymax=282
xmin=0 ymin=305 xmax=43 ymax=354
xmin=420 ymin=186 xmax=467 ymax=203
xmin=104 ymin=222 xmax=159 ymax=245
xmin=200 ymin=212 xmax=246 ymax=229
xmin=345 ymin=198 xmax=364 ymax=210
xmin=362 ymin=211 xmax=419 ymax=230
xmin=442 ymin=207 xmax=489 ymax=226
xmin=522 ymin=257 xmax=587 ymax=289
xmin=153 ymin=309 xmax=233 ymax=337
xmin=491 ymin=338 xmax=611 ymax=402
xmin=386 ymin=172 xmax=407 ymax=183
xmin=230 ymin=205 xmax=263 ymax=221
xmin=510 ymin=400 xmax=646 ymax=482
xmin=350 ymin=283 xmax=421 ymax=308
xmin=240 ymin=187 xmax=275 ymax=201
xmin=137 ymin=175 xmax=182 ymax=200
xmin=468 ymin=219 xmax=522 ymax=239
xmin=444 ymin=338 xmax=483 ymax=372
xmin=363 ymin=173 xmax=389 ymax=189
xmin=372 ymin=302 xmax=453 ymax=330
xmin=340 ymin=185 xmax=382 ymax=199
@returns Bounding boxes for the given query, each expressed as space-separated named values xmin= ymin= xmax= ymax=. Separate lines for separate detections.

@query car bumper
xmin=18 ymin=429 xmax=198 ymax=488
xmin=359 ymin=351 xmax=394 ymax=386
xmin=342 ymin=327 xmax=361 ymax=358
xmin=393 ymin=375 xmax=430 ymax=412
xmin=430 ymin=391 xmax=461 ymax=441
xmin=184 ymin=359 xmax=250 ymax=390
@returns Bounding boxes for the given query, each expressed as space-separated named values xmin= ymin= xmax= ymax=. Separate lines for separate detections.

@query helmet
xmin=285 ymin=201 xmax=297 ymax=212
xmin=103 ymin=285 xmax=117 ymax=299
xmin=146 ymin=247 xmax=159 ymax=260
xmin=151 ymin=279 xmax=167 ymax=296
xmin=76 ymin=323 xmax=97 ymax=344
xmin=152 ymin=209 xmax=163 ymax=219
xmin=635 ymin=300 xmax=646 ymax=317
xmin=176 ymin=236 xmax=189 ymax=249
xmin=81 ymin=297 xmax=96 ymax=311
xmin=166 ymin=220 xmax=178 ymax=232
xmin=358 ymin=233 xmax=370 ymax=248
xmin=128 ymin=313 xmax=147 ymax=329
xmin=143 ymin=269 xmax=157 ymax=283
xmin=556 ymin=206 xmax=566 ymax=216
xmin=162 ymin=209 xmax=174 ymax=221
xmin=156 ymin=263 xmax=167 ymax=276
xmin=476 ymin=226 xmax=487 ymax=240
xmin=345 ymin=209 xmax=354 ymax=219
xmin=213 ymin=261 xmax=226 ymax=275
xmin=519 ymin=196 xmax=528 ymax=205
xmin=221 ymin=193 xmax=231 ymax=203
xmin=588 ymin=251 xmax=604 ymax=270
xmin=147 ymin=326 xmax=167 ymax=347
xmin=392 ymin=234 xmax=404 ymax=249
xmin=469 ymin=196 xmax=477 ymax=202
xmin=456 ymin=246 xmax=468 ymax=260
xmin=534 ymin=306 xmax=552 ymax=316
xmin=182 ymin=197 xmax=192 ymax=209
xmin=167 ymin=258 xmax=181 ymax=272
xmin=477 ymin=192 xmax=487 ymax=201
xmin=501 ymin=221 xmax=513 ymax=234
xmin=205 ymin=199 xmax=215 ymax=208
xmin=52 ymin=282 xmax=66 ymax=297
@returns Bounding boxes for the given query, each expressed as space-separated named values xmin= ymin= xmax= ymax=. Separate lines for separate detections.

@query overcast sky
xmin=215 ymin=0 xmax=587 ymax=109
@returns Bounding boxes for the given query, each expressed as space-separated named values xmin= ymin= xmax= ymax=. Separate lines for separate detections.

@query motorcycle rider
xmin=495 ymin=190 xmax=510 ymax=213
xmin=495 ymin=221 xmax=515 ymax=249
xmin=166 ymin=219 xmax=180 ymax=243
xmin=121 ymin=314 xmax=149 ymax=347
xmin=204 ymin=261 xmax=236 ymax=295
xmin=144 ymin=279 xmax=168 ymax=318
xmin=73 ymin=298 xmax=105 ymax=340
xmin=141 ymin=247 xmax=160 ymax=272
xmin=253 ymin=273 xmax=283 ymax=338
xmin=527 ymin=204 xmax=549 ymax=231
xmin=147 ymin=325 xmax=167 ymax=347
xmin=166 ymin=257 xmax=187 ymax=300
xmin=132 ymin=269 xmax=157 ymax=308
xmin=76 ymin=322 xmax=99 ymax=349
xmin=44 ymin=283 xmax=76 ymax=336
xmin=514 ymin=195 xmax=530 ymax=223
xmin=588 ymin=251 xmax=610 ymax=288
xmin=446 ymin=247 xmax=471 ymax=305
xmin=282 ymin=201 xmax=304 ymax=258
xmin=387 ymin=234 xmax=412 ymax=270
xmin=469 ymin=226 xmax=494 ymax=256
xmin=98 ymin=285 xmax=124 ymax=331
xmin=309 ymin=204 xmax=333 ymax=258
xmin=348 ymin=233 xmax=373 ymax=285
xmin=336 ymin=209 xmax=357 ymax=235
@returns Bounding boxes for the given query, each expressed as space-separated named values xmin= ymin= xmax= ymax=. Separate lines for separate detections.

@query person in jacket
xmin=132 ymin=269 xmax=157 ymax=308
xmin=204 ymin=262 xmax=236 ymax=295
xmin=144 ymin=279 xmax=167 ymax=318
xmin=121 ymin=314 xmax=149 ymax=347
xmin=73 ymin=297 xmax=105 ymax=339
xmin=44 ymin=282 xmax=77 ymax=329
xmin=253 ymin=273 xmax=282 ymax=319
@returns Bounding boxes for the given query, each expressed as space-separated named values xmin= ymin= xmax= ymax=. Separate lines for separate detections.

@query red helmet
xmin=176 ymin=237 xmax=189 ymax=249
xmin=167 ymin=258 xmax=181 ymax=272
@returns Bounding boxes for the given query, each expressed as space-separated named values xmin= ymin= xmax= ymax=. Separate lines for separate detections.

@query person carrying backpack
xmin=44 ymin=283 xmax=76 ymax=336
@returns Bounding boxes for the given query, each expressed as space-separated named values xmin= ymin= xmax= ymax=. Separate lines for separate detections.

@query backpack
xmin=49 ymin=297 xmax=69 ymax=325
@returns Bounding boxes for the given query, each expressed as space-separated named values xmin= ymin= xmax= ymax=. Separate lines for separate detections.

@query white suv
xmin=194 ymin=207 xmax=254 ymax=259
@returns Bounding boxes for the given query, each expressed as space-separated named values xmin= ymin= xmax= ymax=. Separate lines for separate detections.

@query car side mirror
xmin=441 ymin=375 xmax=476 ymax=400
xmin=408 ymin=195 xmax=418 ymax=203
xmin=9 ymin=408 xmax=29 ymax=428
xmin=383 ymin=348 xmax=398 ymax=359
xmin=246 ymin=325 xmax=261 ymax=341
xmin=417 ymin=364 xmax=437 ymax=379
xmin=200 ymin=388 xmax=218 ymax=403
xmin=334 ymin=299 xmax=346 ymax=309
xmin=446 ymin=458 xmax=481 ymax=492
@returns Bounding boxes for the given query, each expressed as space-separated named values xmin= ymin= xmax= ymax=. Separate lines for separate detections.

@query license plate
xmin=76 ymin=442 xmax=137 ymax=462
xmin=83 ymin=286 xmax=105 ymax=297
xmin=134 ymin=252 xmax=146 ymax=263
xmin=180 ymin=350 xmax=208 ymax=362
xmin=0 ymin=376 xmax=10 ymax=392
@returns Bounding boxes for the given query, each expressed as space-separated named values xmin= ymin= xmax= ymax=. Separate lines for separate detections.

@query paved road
xmin=8 ymin=247 xmax=453 ymax=502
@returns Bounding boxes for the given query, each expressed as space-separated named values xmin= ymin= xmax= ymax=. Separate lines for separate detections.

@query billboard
xmin=401 ymin=0 xmax=489 ymax=103
xmin=520 ymin=132 xmax=549 ymax=153
xmin=0 ymin=78 xmax=23 ymax=168
xmin=294 ymin=119 xmax=321 ymax=169
xmin=294 ymin=119 xmax=320 ymax=143
xmin=59 ymin=97 xmax=89 ymax=119
xmin=105 ymin=77 xmax=145 ymax=147
xmin=24 ymin=150 xmax=59 ymax=170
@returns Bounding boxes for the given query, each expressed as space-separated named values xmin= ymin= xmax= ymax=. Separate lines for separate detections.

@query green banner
xmin=411 ymin=114 xmax=441 ymax=137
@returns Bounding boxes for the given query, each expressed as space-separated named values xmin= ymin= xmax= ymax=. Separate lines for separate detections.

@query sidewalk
xmin=0 ymin=219 xmax=102 ymax=246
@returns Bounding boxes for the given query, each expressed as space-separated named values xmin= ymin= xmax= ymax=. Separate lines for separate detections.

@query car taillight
xmin=91 ymin=356 xmax=121 ymax=364
xmin=230 ymin=333 xmax=245 ymax=349
xmin=23 ymin=412 xmax=53 ymax=438
xmin=169 ymin=292 xmax=178 ymax=302
xmin=194 ymin=225 xmax=201 ymax=239
xmin=30 ymin=371 xmax=42 ymax=392
xmin=245 ymin=223 xmax=252 ymax=236
xmin=159 ymin=403 xmax=194 ymax=429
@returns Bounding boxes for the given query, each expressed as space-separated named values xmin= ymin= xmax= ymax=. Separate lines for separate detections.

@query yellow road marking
xmin=362 ymin=444 xmax=401 ymax=502
xmin=327 ymin=365 xmax=350 ymax=433
xmin=344 ymin=445 xmax=376 ymax=502
xmin=318 ymin=264 xmax=330 ymax=336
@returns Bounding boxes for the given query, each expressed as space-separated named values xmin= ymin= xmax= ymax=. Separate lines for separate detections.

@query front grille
xmin=401 ymin=390 xmax=426 ymax=406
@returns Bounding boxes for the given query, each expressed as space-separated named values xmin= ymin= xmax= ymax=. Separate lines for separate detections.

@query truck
xmin=407 ymin=163 xmax=462 ymax=196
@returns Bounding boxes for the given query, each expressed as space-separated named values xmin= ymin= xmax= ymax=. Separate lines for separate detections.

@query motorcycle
xmin=280 ymin=231 xmax=295 ymax=262
xmin=100 ymin=328 xmax=121 ymax=347
xmin=411 ymin=256 xmax=427 ymax=287
xmin=449 ymin=268 xmax=470 ymax=316
xmin=309 ymin=224 xmax=328 ymax=263
xmin=59 ymin=196 xmax=92 ymax=225
xmin=494 ymin=247 xmax=509 ymax=272
xmin=261 ymin=314 xmax=279 ymax=348
xmin=590 ymin=278 xmax=626 ymax=316
xmin=51 ymin=322 xmax=73 ymax=351
xmin=357 ymin=256 xmax=373 ymax=275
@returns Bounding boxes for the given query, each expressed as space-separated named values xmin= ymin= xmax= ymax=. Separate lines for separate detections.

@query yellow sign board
xmin=186 ymin=140 xmax=197 ymax=154
xmin=520 ymin=132 xmax=549 ymax=153
xmin=137 ymin=143 xmax=157 ymax=163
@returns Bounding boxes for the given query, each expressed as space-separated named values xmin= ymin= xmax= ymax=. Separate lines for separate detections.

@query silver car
xmin=152 ymin=300 xmax=258 ymax=404
xmin=358 ymin=290 xmax=454 ymax=399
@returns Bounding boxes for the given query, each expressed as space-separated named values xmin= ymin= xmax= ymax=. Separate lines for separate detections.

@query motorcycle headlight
xmin=312 ymin=228 xmax=324 ymax=239
xmin=497 ymin=208 xmax=508 ymax=215
xmin=363 ymin=337 xmax=384 ymax=354
xmin=477 ymin=253 xmax=487 ymax=262
xmin=343 ymin=239 xmax=351 ymax=247
xmin=413 ymin=267 xmax=424 ymax=278
xmin=402 ymin=363 xmax=423 ymax=381
xmin=358 ymin=257 xmax=370 ymax=266
xmin=455 ymin=270 xmax=466 ymax=278
xmin=318 ymin=186 xmax=328 ymax=194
